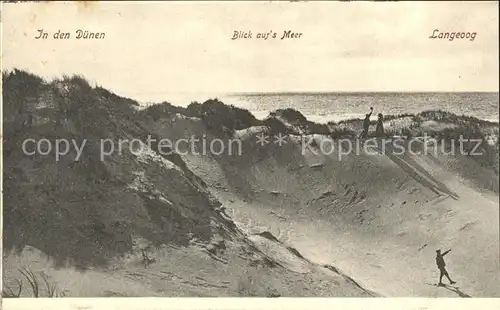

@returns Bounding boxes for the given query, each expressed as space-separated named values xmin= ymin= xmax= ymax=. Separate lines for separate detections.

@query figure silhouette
xmin=375 ymin=113 xmax=385 ymax=137
xmin=436 ymin=249 xmax=456 ymax=286
xmin=358 ymin=107 xmax=373 ymax=139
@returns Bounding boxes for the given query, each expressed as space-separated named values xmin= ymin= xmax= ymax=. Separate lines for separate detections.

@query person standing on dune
xmin=375 ymin=113 xmax=385 ymax=138
xmin=358 ymin=107 xmax=373 ymax=139
xmin=436 ymin=249 xmax=456 ymax=286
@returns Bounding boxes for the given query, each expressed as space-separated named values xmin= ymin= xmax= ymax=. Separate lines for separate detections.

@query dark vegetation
xmin=2 ymin=69 xmax=228 ymax=267
xmin=269 ymin=108 xmax=343 ymax=137
xmin=184 ymin=99 xmax=262 ymax=136
xmin=139 ymin=99 xmax=262 ymax=137
xmin=140 ymin=101 xmax=185 ymax=121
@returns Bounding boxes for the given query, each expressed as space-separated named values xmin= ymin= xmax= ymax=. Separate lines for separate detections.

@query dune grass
xmin=2 ymin=267 xmax=67 ymax=298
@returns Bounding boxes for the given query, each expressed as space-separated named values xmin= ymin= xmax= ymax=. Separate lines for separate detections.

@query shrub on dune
xmin=186 ymin=99 xmax=261 ymax=136
xmin=184 ymin=101 xmax=204 ymax=118
xmin=270 ymin=108 xmax=308 ymax=126
xmin=305 ymin=121 xmax=330 ymax=135
xmin=141 ymin=102 xmax=184 ymax=121
xmin=264 ymin=116 xmax=289 ymax=135
xmin=95 ymin=86 xmax=139 ymax=107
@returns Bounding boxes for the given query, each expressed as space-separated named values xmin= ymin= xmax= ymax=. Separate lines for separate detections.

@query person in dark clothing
xmin=358 ymin=107 xmax=373 ymax=139
xmin=375 ymin=113 xmax=385 ymax=137
xmin=436 ymin=249 xmax=456 ymax=286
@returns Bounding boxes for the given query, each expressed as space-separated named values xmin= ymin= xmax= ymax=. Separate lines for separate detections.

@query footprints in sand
xmin=343 ymin=184 xmax=367 ymax=206
xmin=269 ymin=210 xmax=287 ymax=221
xmin=310 ymin=183 xmax=368 ymax=215
xmin=417 ymin=244 xmax=428 ymax=251
xmin=418 ymin=213 xmax=432 ymax=221
xmin=446 ymin=209 xmax=458 ymax=217
xmin=459 ymin=221 xmax=477 ymax=231
xmin=407 ymin=187 xmax=420 ymax=195
xmin=355 ymin=208 xmax=371 ymax=224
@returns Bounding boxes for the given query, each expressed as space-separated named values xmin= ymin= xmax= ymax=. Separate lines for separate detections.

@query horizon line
xmin=226 ymin=90 xmax=500 ymax=96
xmin=127 ymin=90 xmax=500 ymax=102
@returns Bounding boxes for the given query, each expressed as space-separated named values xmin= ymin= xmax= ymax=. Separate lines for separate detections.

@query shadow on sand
xmin=444 ymin=286 xmax=472 ymax=298
xmin=371 ymin=139 xmax=460 ymax=200
xmin=425 ymin=283 xmax=472 ymax=298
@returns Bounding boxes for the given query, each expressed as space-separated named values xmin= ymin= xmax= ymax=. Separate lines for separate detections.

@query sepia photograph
xmin=1 ymin=1 xmax=499 ymax=309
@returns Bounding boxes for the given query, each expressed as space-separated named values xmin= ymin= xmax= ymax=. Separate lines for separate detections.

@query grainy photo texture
xmin=1 ymin=1 xmax=499 ymax=308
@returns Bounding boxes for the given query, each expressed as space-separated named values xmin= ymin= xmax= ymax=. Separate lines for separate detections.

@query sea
xmin=154 ymin=92 xmax=499 ymax=124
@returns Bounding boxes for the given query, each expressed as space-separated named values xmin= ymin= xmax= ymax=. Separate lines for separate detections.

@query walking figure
xmin=436 ymin=249 xmax=456 ymax=286
xmin=358 ymin=107 xmax=373 ymax=139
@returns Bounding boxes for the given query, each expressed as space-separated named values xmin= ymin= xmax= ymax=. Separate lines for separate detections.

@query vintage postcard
xmin=1 ymin=1 xmax=499 ymax=309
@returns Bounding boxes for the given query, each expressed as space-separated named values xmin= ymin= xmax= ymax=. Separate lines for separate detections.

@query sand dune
xmin=172 ymin=120 xmax=499 ymax=297
xmin=2 ymin=71 xmax=498 ymax=298
xmin=2 ymin=71 xmax=373 ymax=297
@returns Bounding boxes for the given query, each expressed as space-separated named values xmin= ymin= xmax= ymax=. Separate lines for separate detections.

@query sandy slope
xmin=3 ymin=231 xmax=375 ymax=297
xmin=2 ymin=119 xmax=373 ymax=297
xmin=2 ymin=77 xmax=374 ymax=298
xmin=176 ymin=124 xmax=499 ymax=297
xmin=4 ymin=110 xmax=497 ymax=298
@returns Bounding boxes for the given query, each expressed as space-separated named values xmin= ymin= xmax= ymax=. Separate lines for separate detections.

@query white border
xmin=2 ymin=297 xmax=500 ymax=310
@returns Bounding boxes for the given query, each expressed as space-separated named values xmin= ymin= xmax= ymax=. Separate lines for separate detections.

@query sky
xmin=2 ymin=1 xmax=499 ymax=103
